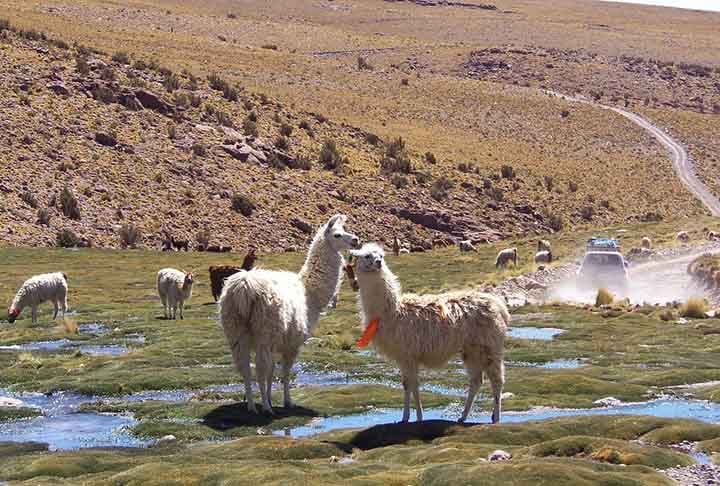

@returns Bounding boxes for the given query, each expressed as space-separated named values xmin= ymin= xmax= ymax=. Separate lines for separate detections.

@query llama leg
xmin=266 ymin=360 xmax=274 ymax=409
xmin=233 ymin=339 xmax=256 ymax=413
xmin=62 ymin=294 xmax=68 ymax=317
xmin=31 ymin=305 xmax=38 ymax=325
xmin=459 ymin=369 xmax=483 ymax=424
xmin=160 ymin=293 xmax=167 ymax=319
xmin=179 ymin=301 xmax=184 ymax=320
xmin=400 ymin=365 xmax=416 ymax=423
xmin=53 ymin=301 xmax=59 ymax=320
xmin=281 ymin=354 xmax=297 ymax=408
xmin=486 ymin=359 xmax=505 ymax=424
xmin=410 ymin=376 xmax=423 ymax=422
xmin=255 ymin=346 xmax=274 ymax=414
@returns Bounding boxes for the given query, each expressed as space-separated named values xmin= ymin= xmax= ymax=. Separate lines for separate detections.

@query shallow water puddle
xmin=507 ymin=327 xmax=565 ymax=340
xmin=0 ymin=340 xmax=130 ymax=356
xmin=507 ymin=358 xmax=586 ymax=369
xmin=276 ymin=399 xmax=720 ymax=438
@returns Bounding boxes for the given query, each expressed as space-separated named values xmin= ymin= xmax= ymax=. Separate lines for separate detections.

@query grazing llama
xmin=219 ymin=214 xmax=360 ymax=414
xmin=495 ymin=247 xmax=518 ymax=268
xmin=8 ymin=272 xmax=68 ymax=324
xmin=351 ymin=243 xmax=509 ymax=423
xmin=157 ymin=268 xmax=194 ymax=319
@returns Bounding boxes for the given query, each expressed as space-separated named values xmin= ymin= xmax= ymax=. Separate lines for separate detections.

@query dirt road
xmin=546 ymin=91 xmax=720 ymax=217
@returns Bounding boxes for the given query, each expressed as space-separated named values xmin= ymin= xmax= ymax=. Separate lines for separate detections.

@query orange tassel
xmin=357 ymin=318 xmax=380 ymax=348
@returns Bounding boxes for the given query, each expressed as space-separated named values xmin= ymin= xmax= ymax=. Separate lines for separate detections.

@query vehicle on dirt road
xmin=577 ymin=238 xmax=629 ymax=295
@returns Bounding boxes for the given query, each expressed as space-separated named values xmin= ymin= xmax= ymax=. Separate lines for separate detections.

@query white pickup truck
xmin=577 ymin=238 xmax=629 ymax=294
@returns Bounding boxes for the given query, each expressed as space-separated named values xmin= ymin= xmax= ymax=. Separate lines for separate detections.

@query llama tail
xmin=218 ymin=271 xmax=258 ymax=336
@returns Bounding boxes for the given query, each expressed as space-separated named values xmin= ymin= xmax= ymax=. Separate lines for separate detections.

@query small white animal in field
xmin=534 ymin=250 xmax=552 ymax=264
xmin=495 ymin=248 xmax=518 ymax=268
xmin=676 ymin=231 xmax=690 ymax=243
xmin=219 ymin=214 xmax=360 ymax=414
xmin=537 ymin=239 xmax=551 ymax=252
xmin=641 ymin=236 xmax=651 ymax=249
xmin=157 ymin=268 xmax=194 ymax=320
xmin=399 ymin=248 xmax=410 ymax=254
xmin=7 ymin=272 xmax=68 ymax=325
xmin=351 ymin=243 xmax=509 ymax=423
xmin=459 ymin=240 xmax=477 ymax=252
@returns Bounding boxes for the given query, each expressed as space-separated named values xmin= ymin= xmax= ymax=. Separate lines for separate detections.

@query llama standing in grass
xmin=495 ymin=248 xmax=518 ymax=268
xmin=219 ymin=214 xmax=360 ymax=414
xmin=157 ymin=269 xmax=194 ymax=320
xmin=7 ymin=272 xmax=68 ymax=325
xmin=350 ymin=243 xmax=509 ymax=423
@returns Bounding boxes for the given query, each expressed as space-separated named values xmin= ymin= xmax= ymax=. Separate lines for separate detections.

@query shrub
xmin=500 ymin=165 xmax=515 ymax=179
xmin=215 ymin=110 xmax=233 ymax=127
xmin=483 ymin=178 xmax=492 ymax=190
xmin=568 ymin=181 xmax=578 ymax=193
xmin=111 ymin=51 xmax=130 ymax=64
xmin=60 ymin=186 xmax=81 ymax=220
xmin=75 ymin=56 xmax=90 ymax=75
xmin=232 ymin=193 xmax=256 ymax=216
xmin=223 ymin=84 xmax=239 ymax=101
xmin=196 ymin=230 xmax=211 ymax=248
xmin=544 ymin=175 xmax=554 ymax=191
xmin=319 ymin=139 xmax=342 ymax=170
xmin=274 ymin=136 xmax=290 ymax=151
xmin=0 ymin=19 xmax=10 ymax=32
xmin=56 ymin=229 xmax=79 ymax=248
xmin=248 ymin=111 xmax=258 ymax=122
xmin=415 ymin=172 xmax=431 ymax=185
xmin=544 ymin=211 xmax=564 ymax=232
xmin=167 ymin=122 xmax=177 ymax=140
xmin=600 ymin=199 xmax=611 ymax=209
xmin=488 ymin=187 xmax=504 ymax=201
xmin=208 ymin=73 xmax=228 ymax=91
xmin=21 ymin=191 xmax=38 ymax=208
xmin=380 ymin=155 xmax=412 ymax=174
xmin=133 ymin=59 xmax=148 ymax=71
xmin=191 ymin=142 xmax=207 ymax=156
xmin=430 ymin=176 xmax=454 ymax=201
xmin=679 ymin=298 xmax=709 ymax=318
xmin=280 ymin=122 xmax=293 ymax=137
xmin=37 ymin=207 xmax=52 ymax=226
xmin=580 ymin=206 xmax=594 ymax=221
xmin=392 ymin=175 xmax=409 ymax=189
xmin=595 ymin=288 xmax=614 ymax=306
xmin=425 ymin=152 xmax=437 ymax=164
xmin=99 ymin=66 xmax=116 ymax=82
xmin=243 ymin=119 xmax=258 ymax=137
xmin=119 ymin=224 xmax=142 ymax=249
xmin=357 ymin=56 xmax=373 ymax=71
xmin=173 ymin=92 xmax=190 ymax=109
xmin=386 ymin=137 xmax=406 ymax=159
xmin=364 ymin=133 xmax=381 ymax=146
xmin=92 ymin=86 xmax=116 ymax=104
xmin=163 ymin=72 xmax=181 ymax=92
xmin=287 ymin=155 xmax=311 ymax=170
xmin=457 ymin=162 xmax=475 ymax=173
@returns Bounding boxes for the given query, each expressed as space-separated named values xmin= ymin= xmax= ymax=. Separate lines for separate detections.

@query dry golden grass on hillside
xmin=0 ymin=0 xmax=718 ymax=250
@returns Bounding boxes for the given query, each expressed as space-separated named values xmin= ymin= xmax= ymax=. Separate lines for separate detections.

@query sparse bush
xmin=189 ymin=93 xmax=202 ymax=108
xmin=191 ymin=142 xmax=207 ymax=156
xmin=196 ymin=230 xmax=211 ymax=248
xmin=280 ymin=122 xmax=293 ymax=137
xmin=386 ymin=137 xmax=405 ymax=159
xmin=248 ymin=111 xmax=258 ymax=122
xmin=99 ymin=66 xmax=116 ymax=82
xmin=392 ymin=175 xmax=409 ymax=189
xmin=167 ymin=123 xmax=177 ymax=140
xmin=173 ymin=92 xmax=190 ymax=109
xmin=75 ymin=56 xmax=90 ymax=75
xmin=415 ymin=172 xmax=431 ymax=185
xmin=111 ymin=51 xmax=130 ymax=64
xmin=430 ymin=176 xmax=454 ymax=201
xmin=60 ymin=186 xmax=81 ymax=220
xmin=133 ymin=59 xmax=148 ymax=71
xmin=679 ymin=298 xmax=709 ymax=318
xmin=600 ymin=199 xmax=611 ymax=209
xmin=544 ymin=211 xmax=564 ymax=232
xmin=208 ymin=73 xmax=228 ymax=91
xmin=21 ymin=191 xmax=38 ymax=208
xmin=163 ymin=72 xmax=181 ymax=92
xmin=242 ymin=119 xmax=258 ymax=137
xmin=119 ymin=224 xmax=142 ymax=249
xmin=223 ymin=84 xmax=239 ymax=101
xmin=274 ymin=136 xmax=290 ymax=151
xmin=0 ymin=19 xmax=10 ymax=32
xmin=357 ymin=56 xmax=373 ymax=71
xmin=425 ymin=152 xmax=437 ymax=164
xmin=92 ymin=86 xmax=116 ymax=104
xmin=483 ymin=178 xmax=492 ymax=190
xmin=56 ymin=229 xmax=79 ymax=248
xmin=457 ymin=162 xmax=475 ymax=173
xmin=580 ymin=206 xmax=594 ymax=221
xmin=319 ymin=139 xmax=342 ymax=170
xmin=568 ymin=181 xmax=578 ymax=193
xmin=365 ymin=133 xmax=380 ymax=146
xmin=595 ymin=288 xmax=614 ymax=307
xmin=215 ymin=110 xmax=233 ymax=127
xmin=544 ymin=175 xmax=554 ymax=191
xmin=488 ymin=187 xmax=504 ymax=201
xmin=287 ymin=155 xmax=311 ymax=171
xmin=37 ymin=207 xmax=52 ymax=226
xmin=380 ymin=155 xmax=412 ymax=175
xmin=231 ymin=193 xmax=256 ymax=216
xmin=501 ymin=165 xmax=515 ymax=179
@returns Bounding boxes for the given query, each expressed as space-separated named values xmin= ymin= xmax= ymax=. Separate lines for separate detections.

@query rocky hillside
xmin=0 ymin=22 xmax=560 ymax=252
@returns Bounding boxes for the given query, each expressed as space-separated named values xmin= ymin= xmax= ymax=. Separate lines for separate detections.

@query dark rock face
xmin=47 ymin=81 xmax=71 ymax=96
xmin=94 ymin=132 xmax=117 ymax=147
xmin=135 ymin=89 xmax=172 ymax=114
xmin=291 ymin=218 xmax=313 ymax=234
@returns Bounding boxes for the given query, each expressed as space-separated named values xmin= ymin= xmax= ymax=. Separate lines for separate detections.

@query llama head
xmin=7 ymin=307 xmax=20 ymax=323
xmin=184 ymin=272 xmax=194 ymax=287
xmin=324 ymin=214 xmax=360 ymax=251
xmin=350 ymin=243 xmax=385 ymax=273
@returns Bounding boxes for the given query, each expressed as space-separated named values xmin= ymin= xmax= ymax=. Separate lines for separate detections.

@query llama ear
xmin=328 ymin=214 xmax=347 ymax=227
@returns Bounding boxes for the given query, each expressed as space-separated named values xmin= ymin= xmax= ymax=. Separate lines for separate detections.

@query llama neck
xmin=299 ymin=230 xmax=343 ymax=327
xmin=356 ymin=267 xmax=401 ymax=324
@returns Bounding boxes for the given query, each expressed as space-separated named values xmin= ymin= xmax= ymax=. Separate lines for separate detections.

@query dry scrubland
xmin=0 ymin=0 xmax=718 ymax=251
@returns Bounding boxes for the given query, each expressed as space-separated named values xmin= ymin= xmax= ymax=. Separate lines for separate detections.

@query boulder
xmin=488 ymin=450 xmax=511 ymax=461
xmin=134 ymin=89 xmax=172 ymax=114
xmin=94 ymin=132 xmax=117 ymax=147
xmin=47 ymin=81 xmax=71 ymax=96
xmin=291 ymin=218 xmax=313 ymax=234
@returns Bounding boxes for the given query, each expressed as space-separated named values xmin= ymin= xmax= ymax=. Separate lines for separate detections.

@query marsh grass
xmin=679 ymin=298 xmax=708 ymax=319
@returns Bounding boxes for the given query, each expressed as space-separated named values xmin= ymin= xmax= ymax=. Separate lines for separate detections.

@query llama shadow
xmin=331 ymin=419 xmax=477 ymax=451
xmin=202 ymin=402 xmax=318 ymax=430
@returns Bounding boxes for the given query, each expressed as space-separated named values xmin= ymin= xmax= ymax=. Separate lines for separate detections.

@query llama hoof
xmin=247 ymin=404 xmax=258 ymax=414
xmin=262 ymin=406 xmax=275 ymax=416
xmin=284 ymin=402 xmax=295 ymax=409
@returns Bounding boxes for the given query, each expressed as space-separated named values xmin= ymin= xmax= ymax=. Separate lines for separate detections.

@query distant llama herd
xmin=4 ymin=218 xmax=715 ymax=424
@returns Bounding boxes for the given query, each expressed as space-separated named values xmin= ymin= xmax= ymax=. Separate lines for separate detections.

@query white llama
xmin=351 ymin=243 xmax=509 ymax=423
xmin=219 ymin=214 xmax=360 ymax=414
xmin=8 ymin=272 xmax=68 ymax=324
xmin=157 ymin=268 xmax=194 ymax=320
